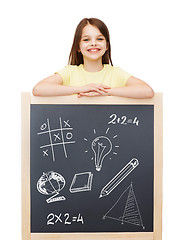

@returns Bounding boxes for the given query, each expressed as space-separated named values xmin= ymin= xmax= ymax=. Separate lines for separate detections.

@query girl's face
xmin=79 ymin=24 xmax=108 ymax=63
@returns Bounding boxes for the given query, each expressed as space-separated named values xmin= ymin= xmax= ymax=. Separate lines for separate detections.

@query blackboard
xmin=30 ymin=104 xmax=154 ymax=233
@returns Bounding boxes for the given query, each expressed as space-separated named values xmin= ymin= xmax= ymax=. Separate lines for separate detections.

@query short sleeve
xmin=114 ymin=67 xmax=132 ymax=87
xmin=55 ymin=65 xmax=70 ymax=86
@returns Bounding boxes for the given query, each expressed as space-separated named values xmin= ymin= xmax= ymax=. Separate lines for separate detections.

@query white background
xmin=0 ymin=0 xmax=180 ymax=239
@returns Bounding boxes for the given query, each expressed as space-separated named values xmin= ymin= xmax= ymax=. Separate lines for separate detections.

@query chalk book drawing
xmin=37 ymin=117 xmax=75 ymax=161
xmin=103 ymin=183 xmax=144 ymax=229
xmin=84 ymin=127 xmax=119 ymax=171
xmin=69 ymin=172 xmax=93 ymax=193
xmin=37 ymin=171 xmax=66 ymax=203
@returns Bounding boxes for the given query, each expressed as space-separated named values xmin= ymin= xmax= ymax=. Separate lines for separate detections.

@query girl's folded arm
xmin=32 ymin=74 xmax=81 ymax=97
xmin=108 ymin=76 xmax=154 ymax=99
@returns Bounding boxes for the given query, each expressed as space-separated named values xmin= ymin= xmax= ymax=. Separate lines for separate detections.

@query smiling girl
xmin=33 ymin=18 xmax=154 ymax=98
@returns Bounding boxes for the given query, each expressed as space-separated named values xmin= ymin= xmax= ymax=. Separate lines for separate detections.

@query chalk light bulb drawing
xmin=91 ymin=136 xmax=113 ymax=171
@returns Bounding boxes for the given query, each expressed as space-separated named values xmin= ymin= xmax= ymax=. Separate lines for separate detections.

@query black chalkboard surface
xmin=30 ymin=104 xmax=154 ymax=233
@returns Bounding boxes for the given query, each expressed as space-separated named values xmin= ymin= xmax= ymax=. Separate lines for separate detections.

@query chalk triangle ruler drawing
xmin=103 ymin=183 xmax=145 ymax=229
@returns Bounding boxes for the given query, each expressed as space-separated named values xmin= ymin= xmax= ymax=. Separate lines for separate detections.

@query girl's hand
xmin=77 ymin=91 xmax=110 ymax=98
xmin=79 ymin=84 xmax=110 ymax=94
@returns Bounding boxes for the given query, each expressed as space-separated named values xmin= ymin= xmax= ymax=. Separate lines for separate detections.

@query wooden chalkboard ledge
xmin=30 ymin=93 xmax=162 ymax=105
xmin=31 ymin=232 xmax=153 ymax=240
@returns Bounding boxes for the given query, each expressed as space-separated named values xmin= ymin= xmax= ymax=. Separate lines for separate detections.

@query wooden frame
xmin=21 ymin=92 xmax=163 ymax=240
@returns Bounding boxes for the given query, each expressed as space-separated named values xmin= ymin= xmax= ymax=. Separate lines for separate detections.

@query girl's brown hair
xmin=68 ymin=18 xmax=113 ymax=66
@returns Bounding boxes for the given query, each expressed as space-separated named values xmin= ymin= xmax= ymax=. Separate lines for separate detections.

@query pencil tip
xmin=99 ymin=190 xmax=107 ymax=198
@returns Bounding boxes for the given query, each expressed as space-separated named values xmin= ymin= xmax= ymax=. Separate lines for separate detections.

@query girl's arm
xmin=108 ymin=76 xmax=154 ymax=99
xmin=32 ymin=74 xmax=110 ymax=97
xmin=78 ymin=76 xmax=154 ymax=99
xmin=33 ymin=74 xmax=78 ymax=96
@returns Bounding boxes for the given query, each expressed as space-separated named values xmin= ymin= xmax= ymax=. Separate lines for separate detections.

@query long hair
xmin=68 ymin=18 xmax=113 ymax=66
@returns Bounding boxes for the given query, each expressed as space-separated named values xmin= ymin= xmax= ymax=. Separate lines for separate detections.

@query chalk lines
xmin=37 ymin=117 xmax=75 ymax=161
xmin=37 ymin=171 xmax=66 ymax=204
xmin=99 ymin=158 xmax=139 ymax=198
xmin=84 ymin=127 xmax=119 ymax=171
xmin=103 ymin=183 xmax=144 ymax=229
xmin=69 ymin=172 xmax=93 ymax=193
xmin=92 ymin=136 xmax=112 ymax=171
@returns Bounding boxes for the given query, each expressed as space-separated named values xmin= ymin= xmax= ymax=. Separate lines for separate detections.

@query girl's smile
xmin=87 ymin=48 xmax=101 ymax=52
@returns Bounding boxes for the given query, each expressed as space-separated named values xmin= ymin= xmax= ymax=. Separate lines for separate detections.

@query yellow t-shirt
xmin=55 ymin=64 xmax=132 ymax=88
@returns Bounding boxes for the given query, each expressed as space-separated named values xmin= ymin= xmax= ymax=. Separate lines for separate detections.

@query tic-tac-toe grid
xmin=37 ymin=117 xmax=75 ymax=161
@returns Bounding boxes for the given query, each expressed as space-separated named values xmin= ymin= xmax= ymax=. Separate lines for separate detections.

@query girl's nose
xmin=90 ymin=39 xmax=96 ymax=46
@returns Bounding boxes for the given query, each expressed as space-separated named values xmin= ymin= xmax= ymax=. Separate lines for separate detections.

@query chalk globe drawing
xmin=37 ymin=171 xmax=65 ymax=195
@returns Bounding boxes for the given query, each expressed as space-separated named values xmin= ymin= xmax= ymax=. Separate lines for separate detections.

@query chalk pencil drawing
xmin=84 ymin=127 xmax=119 ymax=171
xmin=37 ymin=117 xmax=75 ymax=161
xmin=99 ymin=158 xmax=139 ymax=198
xmin=69 ymin=172 xmax=93 ymax=193
xmin=37 ymin=171 xmax=66 ymax=204
xmin=103 ymin=183 xmax=144 ymax=229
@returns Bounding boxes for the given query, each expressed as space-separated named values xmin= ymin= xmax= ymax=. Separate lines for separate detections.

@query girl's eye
xmin=83 ymin=39 xmax=89 ymax=42
xmin=98 ymin=38 xmax=104 ymax=41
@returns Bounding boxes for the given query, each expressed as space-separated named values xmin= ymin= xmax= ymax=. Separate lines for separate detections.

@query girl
xmin=33 ymin=18 xmax=154 ymax=98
